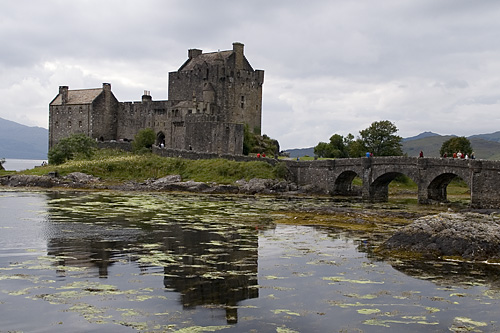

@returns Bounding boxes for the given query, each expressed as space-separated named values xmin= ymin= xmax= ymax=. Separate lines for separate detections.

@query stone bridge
xmin=285 ymin=157 xmax=500 ymax=209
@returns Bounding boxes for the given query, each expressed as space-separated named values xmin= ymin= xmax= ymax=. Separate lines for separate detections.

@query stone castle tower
xmin=49 ymin=42 xmax=264 ymax=155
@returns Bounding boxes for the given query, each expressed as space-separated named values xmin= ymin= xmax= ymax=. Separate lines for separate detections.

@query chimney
xmin=142 ymin=90 xmax=152 ymax=103
xmin=188 ymin=48 xmax=202 ymax=59
xmin=59 ymin=86 xmax=69 ymax=105
xmin=233 ymin=42 xmax=244 ymax=69
xmin=102 ymin=82 xmax=111 ymax=91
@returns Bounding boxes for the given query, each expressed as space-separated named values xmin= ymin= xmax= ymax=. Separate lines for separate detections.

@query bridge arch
xmin=368 ymin=171 xmax=418 ymax=202
xmin=332 ymin=170 xmax=360 ymax=196
xmin=423 ymin=172 xmax=471 ymax=203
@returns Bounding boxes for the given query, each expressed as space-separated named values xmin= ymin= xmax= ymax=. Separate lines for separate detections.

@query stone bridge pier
xmin=284 ymin=157 xmax=500 ymax=209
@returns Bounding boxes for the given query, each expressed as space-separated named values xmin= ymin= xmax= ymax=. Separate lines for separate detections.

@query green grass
xmin=7 ymin=150 xmax=472 ymax=198
xmin=19 ymin=149 xmax=276 ymax=184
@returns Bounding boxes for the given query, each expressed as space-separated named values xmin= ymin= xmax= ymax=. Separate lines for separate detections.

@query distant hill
xmin=402 ymin=131 xmax=441 ymax=142
xmin=469 ymin=131 xmax=500 ymax=143
xmin=0 ymin=117 xmax=48 ymax=159
xmin=285 ymin=131 xmax=500 ymax=160
xmin=402 ymin=134 xmax=500 ymax=159
xmin=283 ymin=147 xmax=315 ymax=158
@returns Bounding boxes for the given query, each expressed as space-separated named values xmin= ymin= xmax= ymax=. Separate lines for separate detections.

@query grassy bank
xmin=2 ymin=149 xmax=470 ymax=200
xmin=17 ymin=149 xmax=279 ymax=184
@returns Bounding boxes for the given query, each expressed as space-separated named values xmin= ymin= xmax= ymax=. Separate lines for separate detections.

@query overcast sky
xmin=2 ymin=0 xmax=500 ymax=149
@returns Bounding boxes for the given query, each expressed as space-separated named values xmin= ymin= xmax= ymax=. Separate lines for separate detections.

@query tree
xmin=359 ymin=120 xmax=403 ymax=156
xmin=48 ymin=133 xmax=97 ymax=165
xmin=314 ymin=142 xmax=335 ymax=158
xmin=347 ymin=138 xmax=367 ymax=158
xmin=132 ymin=128 xmax=156 ymax=153
xmin=440 ymin=137 xmax=473 ymax=157
xmin=314 ymin=134 xmax=349 ymax=158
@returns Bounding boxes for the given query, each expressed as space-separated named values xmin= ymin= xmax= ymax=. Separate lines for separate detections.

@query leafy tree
xmin=347 ymin=138 xmax=367 ymax=158
xmin=48 ymin=133 xmax=97 ymax=165
xmin=440 ymin=136 xmax=473 ymax=157
xmin=314 ymin=134 xmax=349 ymax=158
xmin=132 ymin=128 xmax=156 ymax=153
xmin=359 ymin=120 xmax=403 ymax=156
xmin=314 ymin=142 xmax=335 ymax=158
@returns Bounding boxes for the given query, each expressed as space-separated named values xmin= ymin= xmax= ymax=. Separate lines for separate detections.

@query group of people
xmin=442 ymin=151 xmax=475 ymax=159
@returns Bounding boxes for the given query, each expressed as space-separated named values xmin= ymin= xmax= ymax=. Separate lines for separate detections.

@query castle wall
xmin=184 ymin=114 xmax=243 ymax=154
xmin=90 ymin=86 xmax=120 ymax=141
xmin=49 ymin=103 xmax=93 ymax=148
xmin=225 ymin=69 xmax=264 ymax=134
xmin=49 ymin=43 xmax=262 ymax=156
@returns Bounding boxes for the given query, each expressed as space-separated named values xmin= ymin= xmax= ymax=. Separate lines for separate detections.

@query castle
xmin=49 ymin=42 xmax=264 ymax=155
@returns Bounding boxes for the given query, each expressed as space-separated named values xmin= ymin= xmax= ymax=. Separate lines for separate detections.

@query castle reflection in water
xmin=43 ymin=192 xmax=266 ymax=324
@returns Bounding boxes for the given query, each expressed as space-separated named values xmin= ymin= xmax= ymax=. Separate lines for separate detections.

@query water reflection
xmin=44 ymin=191 xmax=263 ymax=324
xmin=3 ymin=190 xmax=500 ymax=331
xmin=389 ymin=258 xmax=500 ymax=289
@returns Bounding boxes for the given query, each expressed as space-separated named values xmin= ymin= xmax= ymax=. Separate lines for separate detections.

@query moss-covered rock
xmin=378 ymin=212 xmax=500 ymax=261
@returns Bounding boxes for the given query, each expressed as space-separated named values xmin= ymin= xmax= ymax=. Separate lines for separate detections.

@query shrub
xmin=132 ymin=128 xmax=156 ymax=153
xmin=273 ymin=162 xmax=289 ymax=179
xmin=48 ymin=134 xmax=97 ymax=165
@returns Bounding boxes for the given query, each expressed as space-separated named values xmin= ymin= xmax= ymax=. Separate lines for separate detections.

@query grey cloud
xmin=2 ymin=0 xmax=500 ymax=148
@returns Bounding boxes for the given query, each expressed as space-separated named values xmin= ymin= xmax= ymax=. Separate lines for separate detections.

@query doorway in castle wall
xmin=156 ymin=132 xmax=165 ymax=147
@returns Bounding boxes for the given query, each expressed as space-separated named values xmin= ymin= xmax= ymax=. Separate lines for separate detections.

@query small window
xmin=79 ymin=121 xmax=82 ymax=128
xmin=68 ymin=121 xmax=72 ymax=127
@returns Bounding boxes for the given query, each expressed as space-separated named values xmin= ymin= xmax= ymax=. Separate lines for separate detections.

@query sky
xmin=2 ymin=0 xmax=500 ymax=150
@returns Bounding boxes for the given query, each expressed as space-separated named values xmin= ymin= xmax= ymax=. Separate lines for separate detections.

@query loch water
xmin=1 ymin=190 xmax=499 ymax=332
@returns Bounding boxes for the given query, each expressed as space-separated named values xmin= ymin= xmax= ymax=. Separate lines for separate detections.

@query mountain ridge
xmin=0 ymin=117 xmax=48 ymax=159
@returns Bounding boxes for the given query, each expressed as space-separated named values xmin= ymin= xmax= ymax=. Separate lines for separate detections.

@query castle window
xmin=240 ymin=95 xmax=245 ymax=108
xmin=55 ymin=121 xmax=59 ymax=128
xmin=79 ymin=107 xmax=83 ymax=113
xmin=68 ymin=121 xmax=72 ymax=128
xmin=79 ymin=121 xmax=82 ymax=128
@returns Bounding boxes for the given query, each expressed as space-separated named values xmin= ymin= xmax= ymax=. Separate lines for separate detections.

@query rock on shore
xmin=379 ymin=212 xmax=500 ymax=261
xmin=0 ymin=173 xmax=318 ymax=195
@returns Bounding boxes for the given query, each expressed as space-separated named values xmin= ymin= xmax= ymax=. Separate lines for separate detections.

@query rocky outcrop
xmin=1 ymin=172 xmax=317 ymax=196
xmin=0 ymin=174 xmax=57 ymax=188
xmin=379 ymin=212 xmax=500 ymax=261
xmin=0 ymin=172 xmax=101 ymax=188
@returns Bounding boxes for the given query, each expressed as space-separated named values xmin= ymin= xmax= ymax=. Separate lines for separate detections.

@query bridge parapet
xmin=284 ymin=157 xmax=500 ymax=208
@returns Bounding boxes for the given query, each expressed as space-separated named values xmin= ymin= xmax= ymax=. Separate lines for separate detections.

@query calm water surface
xmin=1 ymin=190 xmax=499 ymax=332
xmin=2 ymin=158 xmax=47 ymax=171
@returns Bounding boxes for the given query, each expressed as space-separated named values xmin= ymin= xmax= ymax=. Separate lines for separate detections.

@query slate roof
xmin=50 ymin=88 xmax=103 ymax=106
xmin=178 ymin=50 xmax=233 ymax=71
